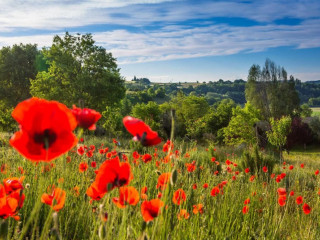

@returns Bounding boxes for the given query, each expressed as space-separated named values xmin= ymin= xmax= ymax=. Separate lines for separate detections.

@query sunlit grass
xmin=1 ymin=136 xmax=320 ymax=239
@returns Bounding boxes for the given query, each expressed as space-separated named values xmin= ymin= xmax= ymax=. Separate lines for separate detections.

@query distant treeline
xmin=126 ymin=78 xmax=320 ymax=106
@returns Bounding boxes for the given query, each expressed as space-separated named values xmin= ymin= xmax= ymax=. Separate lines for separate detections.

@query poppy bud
xmin=170 ymin=169 xmax=178 ymax=185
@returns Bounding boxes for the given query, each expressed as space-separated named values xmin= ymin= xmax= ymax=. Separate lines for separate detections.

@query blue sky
xmin=0 ymin=0 xmax=319 ymax=82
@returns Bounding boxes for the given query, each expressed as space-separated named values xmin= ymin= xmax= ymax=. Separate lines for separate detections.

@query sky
xmin=0 ymin=0 xmax=320 ymax=82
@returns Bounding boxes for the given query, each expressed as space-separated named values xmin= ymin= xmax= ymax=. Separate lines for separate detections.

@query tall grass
xmin=1 ymin=136 xmax=320 ymax=239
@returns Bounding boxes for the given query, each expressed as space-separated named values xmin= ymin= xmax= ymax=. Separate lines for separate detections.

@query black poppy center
xmin=34 ymin=129 xmax=57 ymax=149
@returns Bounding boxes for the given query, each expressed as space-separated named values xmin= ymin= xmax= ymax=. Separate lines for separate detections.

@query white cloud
xmin=1 ymin=18 xmax=319 ymax=65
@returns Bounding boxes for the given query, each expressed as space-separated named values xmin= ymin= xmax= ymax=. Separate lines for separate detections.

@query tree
xmin=245 ymin=59 xmax=300 ymax=120
xmin=0 ymin=44 xmax=38 ymax=107
xmin=266 ymin=116 xmax=291 ymax=161
xmin=131 ymin=101 xmax=161 ymax=131
xmin=30 ymin=32 xmax=125 ymax=112
xmin=300 ymin=104 xmax=312 ymax=117
xmin=223 ymin=102 xmax=261 ymax=146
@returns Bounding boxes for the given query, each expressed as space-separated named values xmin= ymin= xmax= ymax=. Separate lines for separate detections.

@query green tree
xmin=30 ymin=32 xmax=125 ymax=112
xmin=223 ymin=102 xmax=261 ymax=146
xmin=300 ymin=104 xmax=312 ymax=117
xmin=245 ymin=59 xmax=300 ymax=120
xmin=266 ymin=116 xmax=292 ymax=161
xmin=0 ymin=44 xmax=38 ymax=107
xmin=131 ymin=101 xmax=161 ymax=131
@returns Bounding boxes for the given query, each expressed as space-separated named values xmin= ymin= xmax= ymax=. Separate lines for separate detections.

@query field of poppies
xmin=1 ymin=97 xmax=320 ymax=240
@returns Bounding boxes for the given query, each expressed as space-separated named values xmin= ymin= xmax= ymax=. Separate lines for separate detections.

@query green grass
xmin=311 ymin=107 xmax=320 ymax=117
xmin=1 ymin=136 xmax=320 ymax=239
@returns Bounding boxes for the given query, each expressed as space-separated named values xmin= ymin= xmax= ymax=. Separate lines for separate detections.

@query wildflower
xmin=242 ymin=206 xmax=249 ymax=214
xmin=142 ymin=154 xmax=152 ymax=163
xmin=71 ymin=105 xmax=101 ymax=130
xmin=289 ymin=191 xmax=294 ymax=196
xmin=300 ymin=163 xmax=305 ymax=168
xmin=262 ymin=166 xmax=268 ymax=173
xmin=192 ymin=184 xmax=197 ymax=190
xmin=302 ymin=203 xmax=311 ymax=214
xmin=91 ymin=161 xmax=97 ymax=168
xmin=177 ymin=209 xmax=190 ymax=220
xmin=163 ymin=140 xmax=174 ymax=152
xmin=210 ymin=187 xmax=220 ymax=197
xmin=123 ymin=116 xmax=161 ymax=146
xmin=315 ymin=170 xmax=319 ymax=175
xmin=244 ymin=198 xmax=250 ymax=205
xmin=86 ymin=157 xmax=132 ymax=201
xmin=203 ymin=183 xmax=209 ymax=189
xmin=245 ymin=168 xmax=250 ymax=173
xmin=41 ymin=187 xmax=66 ymax=212
xmin=141 ymin=199 xmax=164 ymax=222
xmin=112 ymin=186 xmax=140 ymax=208
xmin=79 ymin=162 xmax=88 ymax=172
xmin=296 ymin=196 xmax=303 ymax=205
xmin=10 ymin=97 xmax=78 ymax=162
xmin=186 ymin=161 xmax=196 ymax=172
xmin=172 ymin=189 xmax=186 ymax=205
xmin=192 ymin=204 xmax=204 ymax=214
xmin=156 ymin=173 xmax=171 ymax=190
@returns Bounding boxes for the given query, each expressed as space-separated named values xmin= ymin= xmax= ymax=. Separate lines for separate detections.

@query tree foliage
xmin=30 ymin=32 xmax=125 ymax=111
xmin=266 ymin=116 xmax=291 ymax=160
xmin=0 ymin=44 xmax=38 ymax=107
xmin=223 ymin=102 xmax=261 ymax=146
xmin=245 ymin=59 xmax=300 ymax=120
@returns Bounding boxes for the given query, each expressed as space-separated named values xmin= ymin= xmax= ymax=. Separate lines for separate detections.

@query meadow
xmin=311 ymin=108 xmax=320 ymax=117
xmin=1 ymin=130 xmax=320 ymax=240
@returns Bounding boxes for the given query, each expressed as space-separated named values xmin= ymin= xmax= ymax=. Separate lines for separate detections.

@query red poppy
xmin=123 ymin=116 xmax=161 ymax=146
xmin=86 ymin=157 xmax=132 ymax=201
xmin=289 ymin=191 xmax=295 ymax=196
xmin=3 ymin=177 xmax=24 ymax=194
xmin=211 ymin=187 xmax=220 ymax=197
xmin=71 ymin=105 xmax=101 ymax=130
xmin=277 ymin=188 xmax=286 ymax=196
xmin=245 ymin=168 xmax=250 ymax=173
xmin=262 ymin=166 xmax=268 ymax=173
xmin=203 ymin=183 xmax=209 ymax=189
xmin=192 ymin=184 xmax=197 ymax=190
xmin=211 ymin=157 xmax=216 ymax=162
xmin=302 ymin=203 xmax=311 ymax=214
xmin=192 ymin=204 xmax=204 ymax=214
xmin=10 ymin=97 xmax=78 ymax=162
xmin=278 ymin=196 xmax=286 ymax=206
xmin=156 ymin=173 xmax=171 ymax=190
xmin=163 ymin=140 xmax=174 ymax=152
xmin=186 ymin=161 xmax=196 ymax=173
xmin=0 ymin=183 xmax=25 ymax=220
xmin=91 ymin=161 xmax=97 ymax=168
xmin=289 ymin=165 xmax=294 ymax=170
xmin=296 ymin=196 xmax=303 ymax=205
xmin=141 ymin=186 xmax=148 ymax=194
xmin=300 ymin=163 xmax=305 ymax=168
xmin=225 ymin=159 xmax=231 ymax=165
xmin=112 ymin=186 xmax=140 ymax=208
xmin=242 ymin=206 xmax=249 ymax=214
xmin=315 ymin=170 xmax=319 ymax=175
xmin=249 ymin=175 xmax=255 ymax=182
xmin=142 ymin=154 xmax=152 ymax=163
xmin=177 ymin=209 xmax=190 ymax=220
xmin=172 ymin=189 xmax=186 ymax=205
xmin=141 ymin=199 xmax=164 ymax=222
xmin=244 ymin=198 xmax=250 ymax=205
xmin=79 ymin=162 xmax=88 ymax=172
xmin=41 ymin=187 xmax=66 ymax=212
